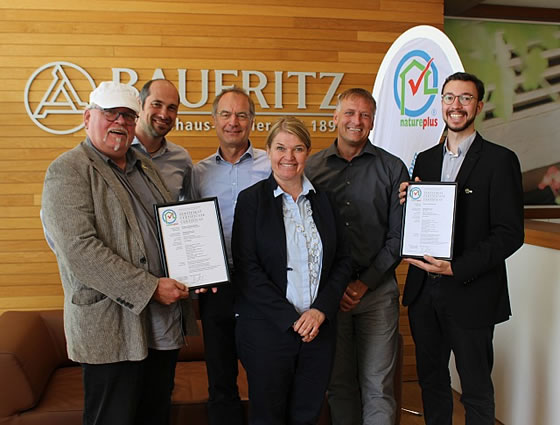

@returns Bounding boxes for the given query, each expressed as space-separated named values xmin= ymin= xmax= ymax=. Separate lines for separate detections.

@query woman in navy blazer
xmin=232 ymin=117 xmax=352 ymax=425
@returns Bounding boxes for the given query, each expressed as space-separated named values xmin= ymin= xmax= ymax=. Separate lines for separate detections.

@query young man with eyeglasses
xmin=191 ymin=87 xmax=270 ymax=425
xmin=400 ymin=72 xmax=524 ymax=425
xmin=42 ymin=81 xmax=199 ymax=425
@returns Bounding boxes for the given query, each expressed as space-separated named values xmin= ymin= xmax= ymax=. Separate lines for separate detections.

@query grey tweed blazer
xmin=42 ymin=141 xmax=196 ymax=364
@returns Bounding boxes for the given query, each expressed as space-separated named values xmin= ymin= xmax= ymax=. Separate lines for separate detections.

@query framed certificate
xmin=154 ymin=197 xmax=230 ymax=289
xmin=400 ymin=182 xmax=458 ymax=260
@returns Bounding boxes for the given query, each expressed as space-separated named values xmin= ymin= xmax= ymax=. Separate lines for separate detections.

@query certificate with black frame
xmin=400 ymin=182 xmax=458 ymax=260
xmin=154 ymin=197 xmax=230 ymax=290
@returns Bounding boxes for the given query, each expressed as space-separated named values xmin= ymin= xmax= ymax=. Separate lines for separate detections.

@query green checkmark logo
xmin=398 ymin=57 xmax=439 ymax=115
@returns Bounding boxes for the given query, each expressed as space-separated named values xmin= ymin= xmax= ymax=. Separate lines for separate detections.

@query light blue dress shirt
xmin=192 ymin=142 xmax=271 ymax=265
xmin=441 ymin=132 xmax=477 ymax=182
xmin=274 ymin=176 xmax=323 ymax=315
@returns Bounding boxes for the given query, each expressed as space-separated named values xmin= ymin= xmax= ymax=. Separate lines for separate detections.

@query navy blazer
xmin=402 ymin=133 xmax=525 ymax=328
xmin=232 ymin=174 xmax=352 ymax=333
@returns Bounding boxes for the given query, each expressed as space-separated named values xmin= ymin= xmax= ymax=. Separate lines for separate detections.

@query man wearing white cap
xmin=42 ymin=81 xmax=197 ymax=425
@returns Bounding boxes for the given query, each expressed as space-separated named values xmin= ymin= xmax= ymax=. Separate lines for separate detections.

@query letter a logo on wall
xmin=24 ymin=62 xmax=96 ymax=135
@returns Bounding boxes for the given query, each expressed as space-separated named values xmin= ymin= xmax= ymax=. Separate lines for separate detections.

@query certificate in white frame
xmin=154 ymin=197 xmax=230 ymax=289
xmin=400 ymin=182 xmax=457 ymax=260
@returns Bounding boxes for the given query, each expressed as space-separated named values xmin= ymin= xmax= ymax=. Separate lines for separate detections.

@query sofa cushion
xmin=0 ymin=311 xmax=62 ymax=418
xmin=9 ymin=366 xmax=84 ymax=425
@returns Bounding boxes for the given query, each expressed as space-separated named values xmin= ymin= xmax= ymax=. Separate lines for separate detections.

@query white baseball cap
xmin=89 ymin=81 xmax=141 ymax=114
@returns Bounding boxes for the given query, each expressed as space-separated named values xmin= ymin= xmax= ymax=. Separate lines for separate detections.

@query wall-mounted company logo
xmin=25 ymin=61 xmax=345 ymax=135
xmin=24 ymin=62 xmax=96 ymax=135
xmin=394 ymin=50 xmax=438 ymax=117
xmin=161 ymin=209 xmax=177 ymax=225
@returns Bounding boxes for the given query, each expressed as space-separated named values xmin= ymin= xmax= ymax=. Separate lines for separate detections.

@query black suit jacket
xmin=232 ymin=174 xmax=352 ymax=333
xmin=402 ymin=133 xmax=524 ymax=328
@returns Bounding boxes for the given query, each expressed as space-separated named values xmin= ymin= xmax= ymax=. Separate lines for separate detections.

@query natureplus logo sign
xmin=162 ymin=209 xmax=177 ymax=225
xmin=393 ymin=50 xmax=439 ymax=130
xmin=409 ymin=186 xmax=422 ymax=200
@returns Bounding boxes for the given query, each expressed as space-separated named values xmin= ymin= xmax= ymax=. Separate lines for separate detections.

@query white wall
xmin=451 ymin=243 xmax=560 ymax=424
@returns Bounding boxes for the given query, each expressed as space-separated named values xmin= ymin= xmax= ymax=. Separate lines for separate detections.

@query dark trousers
xmin=236 ymin=316 xmax=335 ymax=425
xmin=81 ymin=348 xmax=179 ymax=425
xmin=199 ymin=285 xmax=244 ymax=425
xmin=408 ymin=277 xmax=495 ymax=425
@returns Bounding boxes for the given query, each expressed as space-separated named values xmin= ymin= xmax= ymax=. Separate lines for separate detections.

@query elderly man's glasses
xmin=442 ymin=93 xmax=476 ymax=106
xmin=217 ymin=111 xmax=251 ymax=121
xmin=96 ymin=108 xmax=138 ymax=125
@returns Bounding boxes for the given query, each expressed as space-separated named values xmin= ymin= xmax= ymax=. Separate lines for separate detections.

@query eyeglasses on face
xmin=96 ymin=108 xmax=138 ymax=125
xmin=217 ymin=111 xmax=251 ymax=121
xmin=441 ymin=93 xmax=476 ymax=106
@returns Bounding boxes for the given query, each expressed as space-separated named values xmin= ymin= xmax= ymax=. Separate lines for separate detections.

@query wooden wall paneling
xmin=1 ymin=149 xmax=69 ymax=160
xmin=0 ymin=33 xmax=164 ymax=46
xmin=0 ymin=8 xmax=443 ymax=383
xmin=0 ymin=229 xmax=46 ymax=241
xmin=0 ymin=239 xmax=47 ymax=250
xmin=0 ymin=296 xmax=63 ymax=311
xmin=0 ymin=195 xmax=35 ymax=206
xmin=0 ymin=273 xmax=62 ymax=285
xmin=2 ymin=262 xmax=60 ymax=275
xmin=113 ymin=47 xmax=341 ymax=62
xmin=172 ymin=0 xmax=383 ymax=9
xmin=0 ymin=206 xmax=41 ymax=218
xmin=0 ymin=10 xmax=297 ymax=29
xmin=1 ymin=160 xmax=54 ymax=172
xmin=0 ymin=56 xmax=391 ymax=74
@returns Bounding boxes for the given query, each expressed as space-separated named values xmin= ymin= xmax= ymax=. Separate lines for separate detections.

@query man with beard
xmin=41 ymin=79 xmax=192 ymax=250
xmin=400 ymin=72 xmax=524 ymax=425
xmin=42 ymin=81 xmax=197 ymax=425
xmin=132 ymin=79 xmax=193 ymax=201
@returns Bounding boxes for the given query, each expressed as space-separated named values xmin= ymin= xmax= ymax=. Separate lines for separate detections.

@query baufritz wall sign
xmin=24 ymin=61 xmax=345 ymax=135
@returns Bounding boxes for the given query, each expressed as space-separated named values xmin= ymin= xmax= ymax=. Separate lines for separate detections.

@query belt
xmin=427 ymin=272 xmax=442 ymax=279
